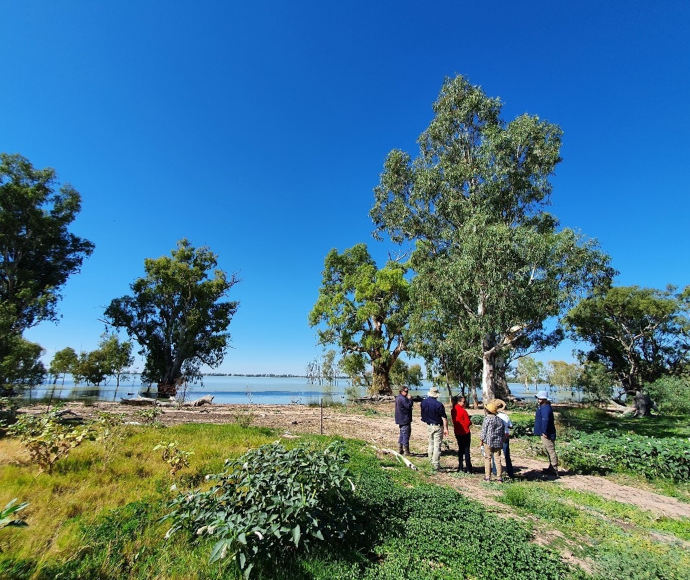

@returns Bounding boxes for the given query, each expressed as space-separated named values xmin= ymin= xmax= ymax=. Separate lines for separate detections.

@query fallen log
xmin=120 ymin=396 xmax=159 ymax=406
xmin=189 ymin=395 xmax=214 ymax=407
xmin=369 ymin=444 xmax=418 ymax=470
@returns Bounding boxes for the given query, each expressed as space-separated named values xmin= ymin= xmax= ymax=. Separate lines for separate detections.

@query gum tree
xmin=371 ymin=75 xmax=612 ymax=401
xmin=105 ymin=239 xmax=239 ymax=397
xmin=309 ymin=244 xmax=410 ymax=395
xmin=0 ymin=153 xmax=93 ymax=388
xmin=565 ymin=285 xmax=690 ymax=414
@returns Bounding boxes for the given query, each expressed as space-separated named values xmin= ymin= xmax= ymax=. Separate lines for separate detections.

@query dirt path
xmin=24 ymin=400 xmax=690 ymax=520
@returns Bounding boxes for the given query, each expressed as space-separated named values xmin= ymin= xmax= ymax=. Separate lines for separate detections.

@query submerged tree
xmin=309 ymin=244 xmax=410 ymax=395
xmin=105 ymin=240 xmax=239 ymax=397
xmin=0 ymin=153 xmax=93 ymax=388
xmin=565 ymin=285 xmax=690 ymax=414
xmin=371 ymin=75 xmax=612 ymax=401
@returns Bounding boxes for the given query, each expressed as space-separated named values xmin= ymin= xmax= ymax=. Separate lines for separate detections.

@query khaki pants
xmin=484 ymin=447 xmax=502 ymax=480
xmin=542 ymin=435 xmax=558 ymax=468
xmin=427 ymin=424 xmax=443 ymax=469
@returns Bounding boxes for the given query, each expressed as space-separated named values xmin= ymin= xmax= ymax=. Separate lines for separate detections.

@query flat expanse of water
xmin=26 ymin=375 xmax=581 ymax=405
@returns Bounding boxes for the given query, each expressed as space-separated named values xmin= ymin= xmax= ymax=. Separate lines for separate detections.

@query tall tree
xmin=371 ymin=75 xmax=612 ymax=401
xmin=105 ymin=239 xmax=239 ymax=396
xmin=565 ymin=285 xmax=690 ymax=414
xmin=48 ymin=347 xmax=78 ymax=385
xmin=309 ymin=244 xmax=410 ymax=395
xmin=516 ymin=356 xmax=545 ymax=390
xmin=0 ymin=153 xmax=93 ymax=388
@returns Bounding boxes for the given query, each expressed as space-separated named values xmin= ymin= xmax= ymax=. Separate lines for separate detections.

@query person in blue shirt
xmin=420 ymin=386 xmax=448 ymax=471
xmin=394 ymin=386 xmax=413 ymax=455
xmin=534 ymin=390 xmax=559 ymax=477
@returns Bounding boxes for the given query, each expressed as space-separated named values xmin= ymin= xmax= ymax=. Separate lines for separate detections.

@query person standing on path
xmin=479 ymin=399 xmax=506 ymax=482
xmin=534 ymin=390 xmax=559 ymax=477
xmin=420 ymin=386 xmax=448 ymax=471
xmin=451 ymin=395 xmax=472 ymax=473
xmin=492 ymin=401 xmax=514 ymax=479
xmin=395 ymin=385 xmax=413 ymax=455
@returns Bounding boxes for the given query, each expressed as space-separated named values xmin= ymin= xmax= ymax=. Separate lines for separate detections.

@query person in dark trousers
xmin=534 ymin=390 xmax=559 ymax=477
xmin=395 ymin=385 xmax=413 ymax=455
xmin=451 ymin=395 xmax=472 ymax=473
xmin=420 ymin=386 xmax=448 ymax=471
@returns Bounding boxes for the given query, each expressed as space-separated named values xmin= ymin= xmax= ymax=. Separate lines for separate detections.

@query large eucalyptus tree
xmin=309 ymin=244 xmax=410 ymax=395
xmin=371 ymin=76 xmax=612 ymax=401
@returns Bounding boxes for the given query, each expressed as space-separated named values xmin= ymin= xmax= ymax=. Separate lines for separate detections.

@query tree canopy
xmin=0 ymin=153 xmax=93 ymax=388
xmin=105 ymin=239 xmax=238 ymax=396
xmin=370 ymin=75 xmax=612 ymax=401
xmin=309 ymin=244 xmax=410 ymax=395
xmin=565 ymin=285 xmax=690 ymax=411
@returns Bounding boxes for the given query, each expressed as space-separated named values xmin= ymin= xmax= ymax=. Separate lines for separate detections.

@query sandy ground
xmin=21 ymin=399 xmax=690 ymax=523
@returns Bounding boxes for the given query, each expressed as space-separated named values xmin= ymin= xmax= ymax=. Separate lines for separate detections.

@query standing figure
xmin=491 ymin=401 xmax=514 ymax=479
xmin=420 ymin=386 xmax=448 ymax=471
xmin=534 ymin=390 xmax=559 ymax=477
xmin=479 ymin=399 xmax=506 ymax=482
xmin=451 ymin=395 xmax=472 ymax=473
xmin=395 ymin=385 xmax=413 ymax=455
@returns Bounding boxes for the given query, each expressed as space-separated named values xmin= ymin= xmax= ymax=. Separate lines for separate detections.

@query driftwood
xmin=120 ymin=396 xmax=160 ymax=406
xmin=354 ymin=395 xmax=395 ymax=403
xmin=189 ymin=395 xmax=214 ymax=407
xmin=120 ymin=395 xmax=214 ymax=407
xmin=369 ymin=444 xmax=418 ymax=470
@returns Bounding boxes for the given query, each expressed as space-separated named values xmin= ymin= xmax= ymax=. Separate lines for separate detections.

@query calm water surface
xmin=26 ymin=375 xmax=581 ymax=405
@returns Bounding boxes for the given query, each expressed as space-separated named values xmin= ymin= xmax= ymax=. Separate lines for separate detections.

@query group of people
xmin=394 ymin=385 xmax=559 ymax=479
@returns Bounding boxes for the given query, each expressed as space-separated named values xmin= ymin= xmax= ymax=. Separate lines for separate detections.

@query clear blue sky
xmin=3 ymin=1 xmax=689 ymax=375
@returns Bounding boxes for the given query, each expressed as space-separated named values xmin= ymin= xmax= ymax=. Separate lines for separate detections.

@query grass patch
xmin=558 ymin=406 xmax=690 ymax=438
xmin=499 ymin=482 xmax=690 ymax=579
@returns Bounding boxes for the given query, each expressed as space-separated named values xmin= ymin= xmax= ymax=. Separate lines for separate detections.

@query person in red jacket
xmin=451 ymin=395 xmax=473 ymax=473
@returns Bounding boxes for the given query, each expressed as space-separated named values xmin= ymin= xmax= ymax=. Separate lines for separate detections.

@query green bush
xmin=646 ymin=375 xmax=690 ymax=414
xmin=561 ymin=430 xmax=690 ymax=481
xmin=162 ymin=440 xmax=357 ymax=577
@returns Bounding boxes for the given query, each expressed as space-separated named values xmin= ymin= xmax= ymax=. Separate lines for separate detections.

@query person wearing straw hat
xmin=479 ymin=399 xmax=506 ymax=482
xmin=491 ymin=400 xmax=515 ymax=479
xmin=534 ymin=390 xmax=559 ymax=477
xmin=420 ymin=386 xmax=448 ymax=471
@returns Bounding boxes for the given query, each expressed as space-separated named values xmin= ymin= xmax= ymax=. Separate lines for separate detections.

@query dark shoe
xmin=399 ymin=445 xmax=404 ymax=454
xmin=403 ymin=445 xmax=410 ymax=456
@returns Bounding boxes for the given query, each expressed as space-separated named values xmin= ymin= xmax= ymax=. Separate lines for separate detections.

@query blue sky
xmin=3 ymin=1 xmax=689 ymax=375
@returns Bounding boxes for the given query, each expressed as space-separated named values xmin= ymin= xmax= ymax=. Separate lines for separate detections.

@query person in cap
xmin=534 ymin=390 xmax=559 ymax=477
xmin=395 ymin=385 xmax=414 ymax=455
xmin=451 ymin=395 xmax=472 ymax=473
xmin=490 ymin=400 xmax=515 ymax=479
xmin=479 ymin=399 xmax=506 ymax=482
xmin=420 ymin=386 xmax=448 ymax=471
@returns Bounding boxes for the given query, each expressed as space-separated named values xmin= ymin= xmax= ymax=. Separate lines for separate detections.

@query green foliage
xmin=561 ymin=430 xmax=690 ymax=481
xmin=371 ymin=75 xmax=613 ymax=401
xmin=0 ymin=153 xmax=94 ymax=389
xmin=105 ymin=239 xmax=239 ymax=394
xmin=135 ymin=406 xmax=164 ymax=426
xmin=309 ymin=244 xmax=410 ymax=395
xmin=153 ymin=441 xmax=194 ymax=477
xmin=565 ymin=285 xmax=690 ymax=396
xmin=510 ymin=417 xmax=535 ymax=438
xmin=0 ymin=498 xmax=29 ymax=528
xmin=646 ymin=374 xmax=690 ymax=414
xmin=162 ymin=441 xmax=357 ymax=577
xmin=48 ymin=347 xmax=78 ymax=385
xmin=8 ymin=407 xmax=91 ymax=473
xmin=92 ymin=411 xmax=128 ymax=464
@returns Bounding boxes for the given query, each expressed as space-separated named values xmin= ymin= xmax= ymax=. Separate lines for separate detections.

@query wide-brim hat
xmin=427 ymin=387 xmax=440 ymax=398
xmin=484 ymin=399 xmax=505 ymax=414
xmin=536 ymin=390 xmax=549 ymax=401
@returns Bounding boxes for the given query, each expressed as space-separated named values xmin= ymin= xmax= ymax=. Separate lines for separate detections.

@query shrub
xmin=7 ymin=407 xmax=91 ymax=473
xmin=645 ymin=375 xmax=690 ymax=414
xmin=561 ymin=430 xmax=690 ymax=481
xmin=153 ymin=441 xmax=194 ymax=477
xmin=162 ymin=440 xmax=357 ymax=577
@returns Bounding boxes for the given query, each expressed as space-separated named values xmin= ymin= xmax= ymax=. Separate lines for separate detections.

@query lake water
xmin=25 ymin=375 xmax=582 ymax=405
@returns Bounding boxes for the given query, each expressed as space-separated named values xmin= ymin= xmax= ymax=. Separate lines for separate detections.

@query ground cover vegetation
xmin=2 ymin=404 xmax=690 ymax=579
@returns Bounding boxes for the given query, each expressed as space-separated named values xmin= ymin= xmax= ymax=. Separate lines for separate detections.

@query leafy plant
xmin=561 ymin=430 xmax=690 ymax=481
xmin=153 ymin=441 xmax=194 ymax=477
xmin=93 ymin=411 xmax=128 ymax=464
xmin=8 ymin=407 xmax=92 ymax=473
xmin=135 ymin=406 xmax=164 ymax=426
xmin=0 ymin=498 xmax=29 ymax=528
xmin=162 ymin=440 xmax=357 ymax=577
